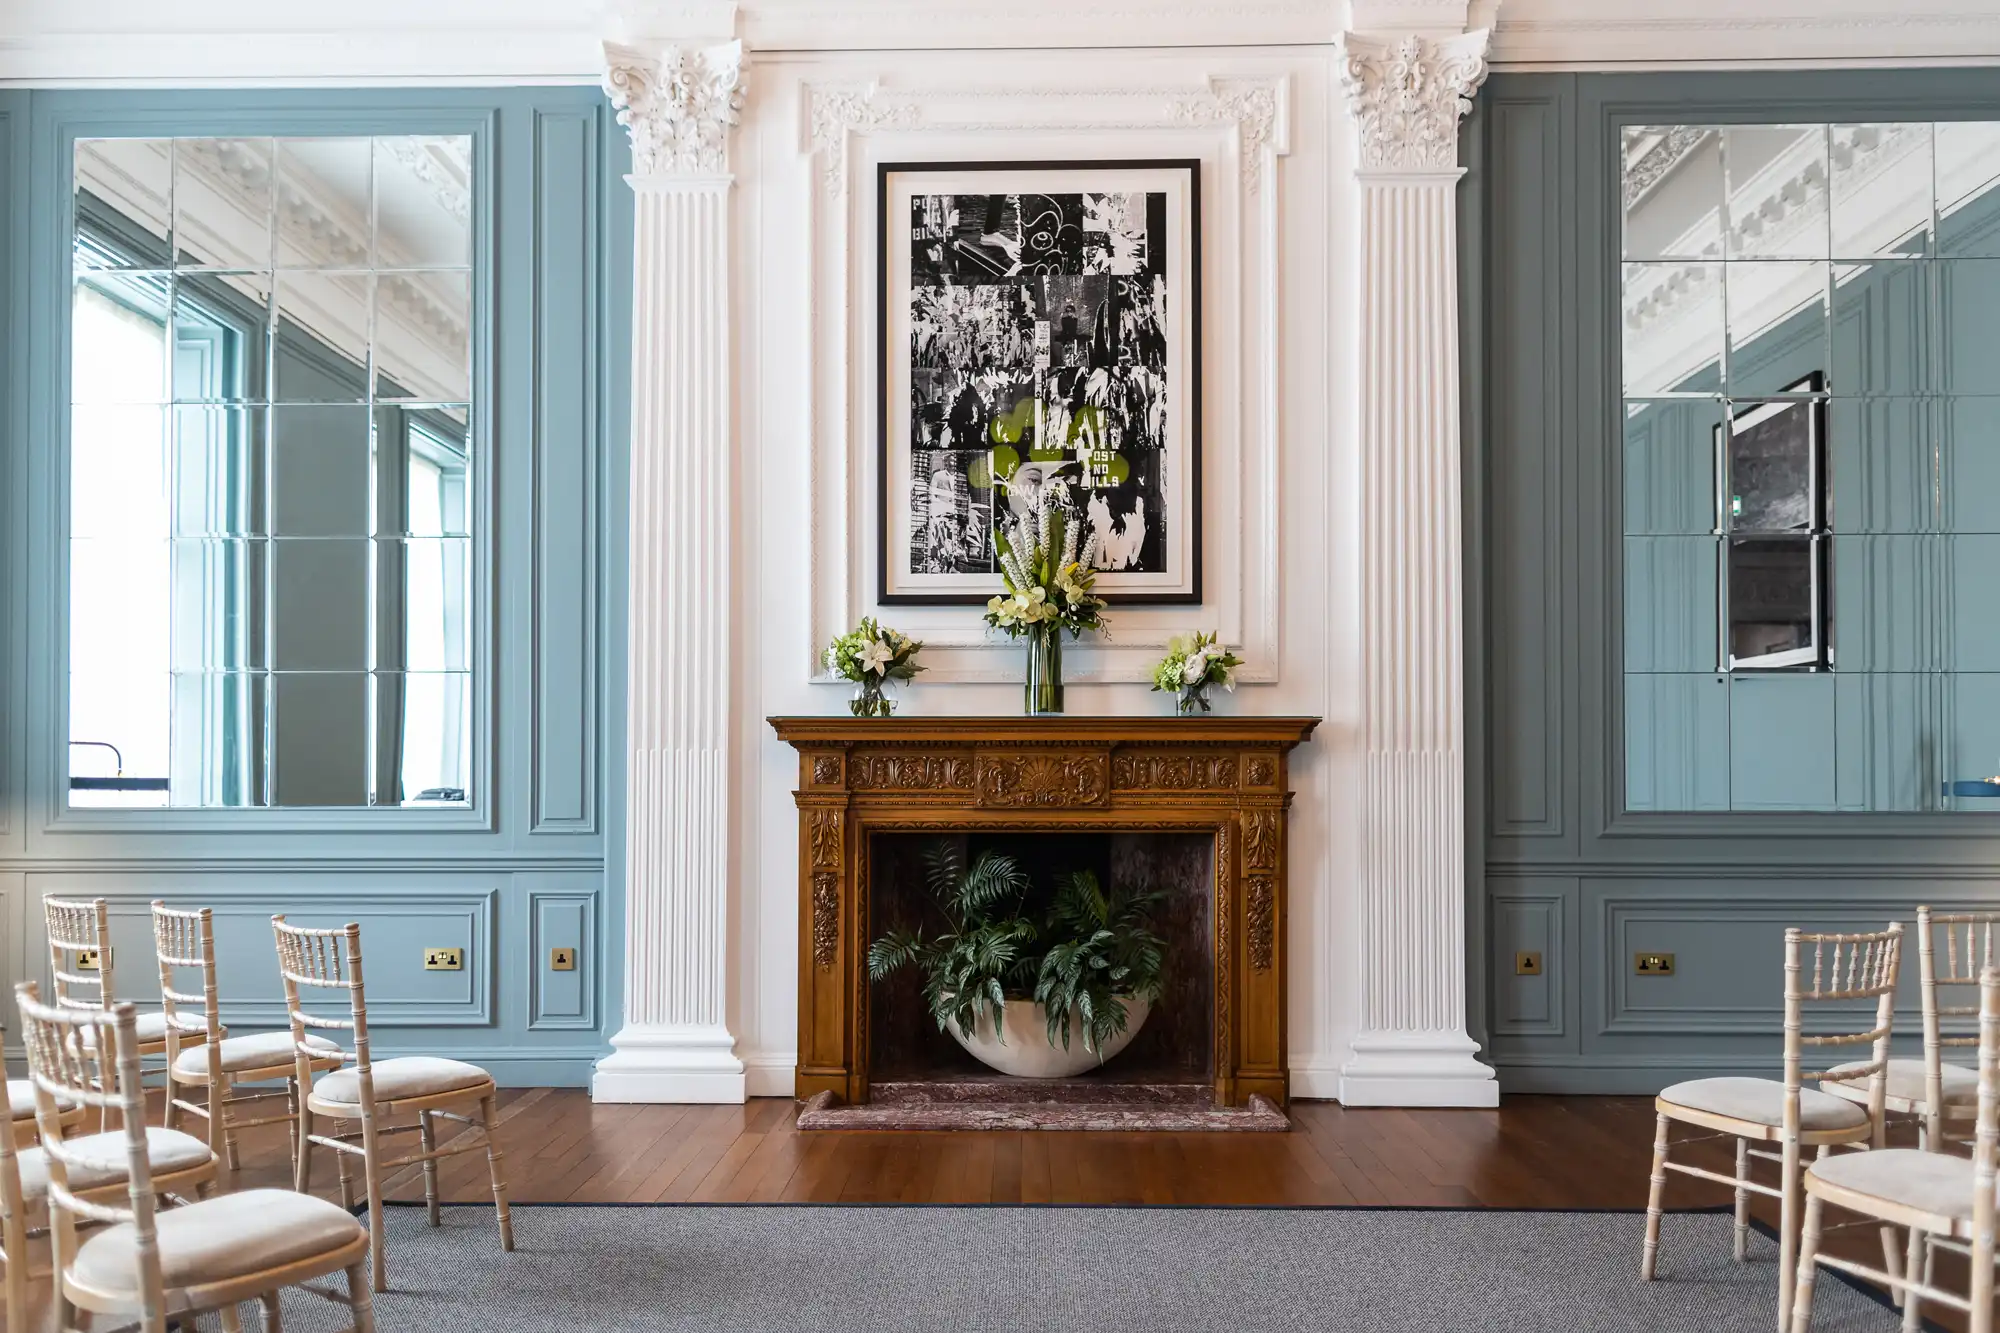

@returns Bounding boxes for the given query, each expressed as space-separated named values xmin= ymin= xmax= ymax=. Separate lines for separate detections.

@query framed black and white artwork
xmin=877 ymin=160 xmax=1202 ymax=604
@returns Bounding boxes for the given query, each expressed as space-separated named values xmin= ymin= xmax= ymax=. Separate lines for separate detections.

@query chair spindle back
xmin=270 ymin=917 xmax=367 ymax=1080
xmin=1784 ymin=924 xmax=1904 ymax=1140
xmin=150 ymin=902 xmax=223 ymax=1075
xmin=43 ymin=897 xmax=113 ymax=1018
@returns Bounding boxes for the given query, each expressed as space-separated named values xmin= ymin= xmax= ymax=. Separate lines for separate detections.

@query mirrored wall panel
xmin=1621 ymin=121 xmax=2000 ymax=811
xmin=68 ymin=136 xmax=476 ymax=808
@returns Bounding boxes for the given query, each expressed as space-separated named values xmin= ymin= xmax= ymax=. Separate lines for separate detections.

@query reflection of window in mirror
xmin=67 ymin=135 xmax=476 ymax=810
xmin=1620 ymin=119 xmax=2000 ymax=812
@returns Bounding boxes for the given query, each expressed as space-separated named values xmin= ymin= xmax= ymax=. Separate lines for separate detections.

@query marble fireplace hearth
xmin=769 ymin=715 xmax=1318 ymax=1131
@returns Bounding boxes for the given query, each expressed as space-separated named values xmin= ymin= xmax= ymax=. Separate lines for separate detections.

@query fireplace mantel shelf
xmin=770 ymin=713 xmax=1320 ymax=1114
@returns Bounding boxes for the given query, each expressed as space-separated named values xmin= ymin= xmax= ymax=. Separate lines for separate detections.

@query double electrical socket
xmin=423 ymin=947 xmax=464 ymax=971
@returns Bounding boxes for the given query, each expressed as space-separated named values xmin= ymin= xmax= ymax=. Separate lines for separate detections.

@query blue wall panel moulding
xmin=0 ymin=87 xmax=632 ymax=1086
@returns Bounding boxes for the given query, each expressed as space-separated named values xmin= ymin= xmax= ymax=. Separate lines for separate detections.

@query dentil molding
xmin=1336 ymin=30 xmax=1490 ymax=174
xmin=602 ymin=39 xmax=748 ymax=178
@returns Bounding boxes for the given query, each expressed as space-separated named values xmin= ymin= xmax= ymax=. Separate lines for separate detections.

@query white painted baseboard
xmin=591 ymin=1023 xmax=747 ymax=1104
xmin=743 ymin=1052 xmax=798 ymax=1099
xmin=1338 ymin=1031 xmax=1501 ymax=1108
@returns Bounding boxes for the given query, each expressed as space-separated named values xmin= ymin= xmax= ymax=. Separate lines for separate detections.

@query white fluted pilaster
xmin=1336 ymin=30 xmax=1499 ymax=1108
xmin=594 ymin=40 xmax=749 ymax=1103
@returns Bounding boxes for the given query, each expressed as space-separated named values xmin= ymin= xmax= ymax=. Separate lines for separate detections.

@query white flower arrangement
xmin=1151 ymin=631 xmax=1242 ymax=714
xmin=824 ymin=618 xmax=923 ymax=717
xmin=982 ymin=478 xmax=1108 ymax=640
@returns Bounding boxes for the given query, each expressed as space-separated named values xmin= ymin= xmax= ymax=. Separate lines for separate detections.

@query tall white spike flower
xmin=1060 ymin=522 xmax=1077 ymax=571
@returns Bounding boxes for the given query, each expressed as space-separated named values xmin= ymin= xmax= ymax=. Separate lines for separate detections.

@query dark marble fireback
xmin=867 ymin=831 xmax=1215 ymax=1086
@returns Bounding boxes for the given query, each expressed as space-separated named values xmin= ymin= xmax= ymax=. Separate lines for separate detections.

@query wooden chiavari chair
xmin=1639 ymin=923 xmax=1901 ymax=1331
xmin=16 ymin=983 xmax=373 ymax=1333
xmin=44 ymin=896 xmax=212 ymax=1126
xmin=275 ymin=916 xmax=514 ymax=1292
xmin=0 ymin=982 xmax=218 ymax=1333
xmin=1789 ymin=963 xmax=2000 ymax=1332
xmin=153 ymin=901 xmax=342 ymax=1173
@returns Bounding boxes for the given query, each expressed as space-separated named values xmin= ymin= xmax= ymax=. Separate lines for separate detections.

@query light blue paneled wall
xmin=1471 ymin=69 xmax=2000 ymax=1094
xmin=0 ymin=89 xmax=632 ymax=1085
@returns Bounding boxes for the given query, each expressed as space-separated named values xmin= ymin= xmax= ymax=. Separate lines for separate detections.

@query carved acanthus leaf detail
xmin=1242 ymin=809 xmax=1279 ymax=871
xmin=975 ymin=752 xmax=1109 ymax=808
xmin=1337 ymin=30 xmax=1489 ymax=173
xmin=603 ymin=40 xmax=747 ymax=178
xmin=807 ymin=808 xmax=843 ymax=870
xmin=849 ymin=751 xmax=975 ymax=792
xmin=1111 ymin=751 xmax=1240 ymax=792
xmin=1246 ymin=875 xmax=1275 ymax=972
xmin=1166 ymin=78 xmax=1286 ymax=191
xmin=812 ymin=872 xmax=840 ymax=969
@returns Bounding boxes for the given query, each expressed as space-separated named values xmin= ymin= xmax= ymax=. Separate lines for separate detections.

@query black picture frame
xmin=875 ymin=159 xmax=1203 ymax=606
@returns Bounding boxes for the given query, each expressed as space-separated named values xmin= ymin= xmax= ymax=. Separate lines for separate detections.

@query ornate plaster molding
xmin=1337 ymin=29 xmax=1490 ymax=174
xmin=602 ymin=39 xmax=747 ymax=178
xmin=803 ymin=83 xmax=918 ymax=195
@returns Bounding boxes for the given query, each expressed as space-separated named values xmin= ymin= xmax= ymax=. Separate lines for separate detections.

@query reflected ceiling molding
xmin=383 ymin=138 xmax=473 ymax=225
xmin=1623 ymin=127 xmax=1711 ymax=208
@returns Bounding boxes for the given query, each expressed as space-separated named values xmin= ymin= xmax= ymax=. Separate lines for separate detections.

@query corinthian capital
xmin=1337 ymin=29 xmax=1490 ymax=174
xmin=602 ymin=39 xmax=747 ymax=179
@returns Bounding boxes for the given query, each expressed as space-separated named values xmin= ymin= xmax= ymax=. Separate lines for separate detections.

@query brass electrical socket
xmin=1514 ymin=951 xmax=1543 ymax=976
xmin=423 ymin=947 xmax=464 ymax=971
xmin=74 ymin=949 xmax=100 ymax=971
xmin=550 ymin=947 xmax=577 ymax=972
xmin=1634 ymin=952 xmax=1676 ymax=976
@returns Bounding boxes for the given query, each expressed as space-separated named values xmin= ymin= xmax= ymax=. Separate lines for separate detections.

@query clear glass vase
xmin=1024 ymin=625 xmax=1064 ymax=716
xmin=849 ymin=679 xmax=894 ymax=718
xmin=1177 ymin=684 xmax=1213 ymax=716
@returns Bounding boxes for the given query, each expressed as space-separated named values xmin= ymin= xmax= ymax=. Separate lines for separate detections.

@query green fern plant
xmin=866 ymin=844 xmax=1039 ymax=1043
xmin=1033 ymin=870 xmax=1167 ymax=1055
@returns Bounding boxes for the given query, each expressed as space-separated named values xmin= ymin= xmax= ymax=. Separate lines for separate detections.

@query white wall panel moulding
xmin=800 ymin=73 xmax=1290 ymax=686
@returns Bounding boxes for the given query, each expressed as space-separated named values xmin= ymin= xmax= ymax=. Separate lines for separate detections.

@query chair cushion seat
xmin=70 ymin=1189 xmax=364 ymax=1300
xmin=173 ymin=1031 xmax=339 ymax=1078
xmin=313 ymin=1056 xmax=491 ymax=1105
xmin=79 ymin=1012 xmax=214 ymax=1049
xmin=1659 ymin=1076 xmax=1871 ymax=1132
xmin=1824 ymin=1057 xmax=1978 ymax=1108
xmin=1809 ymin=1148 xmax=1978 ymax=1222
xmin=17 ymin=1127 xmax=213 ymax=1199
xmin=8 ymin=1079 xmax=76 ymax=1120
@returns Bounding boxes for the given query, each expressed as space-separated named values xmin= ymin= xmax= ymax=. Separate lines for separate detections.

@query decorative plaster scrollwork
xmin=1166 ymin=79 xmax=1286 ymax=192
xmin=1336 ymin=30 xmax=1489 ymax=173
xmin=805 ymin=84 xmax=919 ymax=196
xmin=603 ymin=40 xmax=748 ymax=178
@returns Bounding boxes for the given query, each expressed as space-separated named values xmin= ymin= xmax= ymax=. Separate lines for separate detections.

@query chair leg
xmin=1641 ymin=1113 xmax=1671 ymax=1280
xmin=346 ymin=1262 xmax=377 ymax=1333
xmin=296 ymin=1106 xmax=315 ymax=1194
xmin=205 ymin=1077 xmax=227 ymax=1165
xmin=1902 ymin=1228 xmax=1926 ymax=1333
xmin=336 ymin=1140 xmax=357 ymax=1211
xmin=1789 ymin=1193 xmax=1824 ymax=1333
xmin=260 ymin=1289 xmax=284 ymax=1333
xmin=481 ymin=1093 xmax=515 ymax=1253
xmin=1880 ymin=1224 xmax=1906 ymax=1309
xmin=4 ymin=1204 xmax=29 ymax=1333
xmin=362 ymin=1126 xmax=387 ymax=1293
xmin=219 ymin=1299 xmax=244 ymax=1333
xmin=418 ymin=1110 xmax=441 ymax=1228
xmin=1733 ymin=1137 xmax=1751 ymax=1262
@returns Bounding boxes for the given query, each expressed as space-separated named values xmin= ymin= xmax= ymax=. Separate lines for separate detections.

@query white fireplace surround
xmin=586 ymin=4 xmax=1499 ymax=1108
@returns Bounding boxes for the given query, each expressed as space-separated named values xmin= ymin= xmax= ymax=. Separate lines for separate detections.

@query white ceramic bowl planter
xmin=946 ymin=996 xmax=1152 ymax=1079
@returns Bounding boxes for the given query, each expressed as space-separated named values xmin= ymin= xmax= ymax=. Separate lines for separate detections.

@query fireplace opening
xmin=867 ymin=831 xmax=1215 ymax=1089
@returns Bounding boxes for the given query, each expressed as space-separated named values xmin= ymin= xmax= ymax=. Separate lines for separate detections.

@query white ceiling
xmin=2 ymin=1 xmax=1999 ymax=83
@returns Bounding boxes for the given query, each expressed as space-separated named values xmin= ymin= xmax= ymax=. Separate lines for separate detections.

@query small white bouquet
xmin=1150 ymin=631 xmax=1242 ymax=715
xmin=824 ymin=618 xmax=924 ymax=718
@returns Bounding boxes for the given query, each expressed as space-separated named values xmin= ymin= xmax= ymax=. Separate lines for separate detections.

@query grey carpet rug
xmin=232 ymin=1203 xmax=1911 ymax=1332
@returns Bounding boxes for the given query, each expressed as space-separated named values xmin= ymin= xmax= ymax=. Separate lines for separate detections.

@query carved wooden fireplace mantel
xmin=769 ymin=716 xmax=1320 ymax=1110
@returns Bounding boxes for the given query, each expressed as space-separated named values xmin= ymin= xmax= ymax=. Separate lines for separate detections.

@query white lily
xmin=859 ymin=638 xmax=894 ymax=676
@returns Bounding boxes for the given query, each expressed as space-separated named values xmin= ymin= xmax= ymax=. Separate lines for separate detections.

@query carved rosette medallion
xmin=811 ymin=754 xmax=844 ymax=787
xmin=1244 ymin=755 xmax=1277 ymax=788
xmin=849 ymin=751 xmax=975 ymax=792
xmin=1337 ymin=30 xmax=1489 ymax=174
xmin=1111 ymin=750 xmax=1240 ymax=792
xmin=602 ymin=39 xmax=748 ymax=178
xmin=974 ymin=751 xmax=1109 ymax=808
xmin=1246 ymin=876 xmax=1276 ymax=972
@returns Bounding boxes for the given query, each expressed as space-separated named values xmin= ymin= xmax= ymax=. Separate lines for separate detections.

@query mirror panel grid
xmin=68 ymin=134 xmax=476 ymax=809
xmin=1620 ymin=119 xmax=2000 ymax=812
